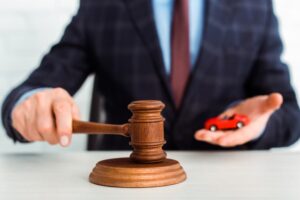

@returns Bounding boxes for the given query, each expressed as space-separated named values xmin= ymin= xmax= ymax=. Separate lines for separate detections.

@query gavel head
xmin=127 ymin=100 xmax=166 ymax=163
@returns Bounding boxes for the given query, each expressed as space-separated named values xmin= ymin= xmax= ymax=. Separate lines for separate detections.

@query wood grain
xmin=72 ymin=100 xmax=186 ymax=188
xmin=72 ymin=100 xmax=167 ymax=164
xmin=127 ymin=100 xmax=166 ymax=163
xmin=72 ymin=120 xmax=129 ymax=137
xmin=89 ymin=157 xmax=187 ymax=188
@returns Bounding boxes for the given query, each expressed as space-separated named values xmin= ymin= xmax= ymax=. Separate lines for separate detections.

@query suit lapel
xmin=179 ymin=0 xmax=231 ymax=114
xmin=194 ymin=0 xmax=230 ymax=73
xmin=123 ymin=0 xmax=174 ymax=105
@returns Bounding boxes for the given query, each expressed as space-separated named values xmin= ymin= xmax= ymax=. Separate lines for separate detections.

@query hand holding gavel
xmin=12 ymin=88 xmax=166 ymax=163
xmin=12 ymin=88 xmax=79 ymax=146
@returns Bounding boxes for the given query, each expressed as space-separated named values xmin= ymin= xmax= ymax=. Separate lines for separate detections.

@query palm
xmin=195 ymin=93 xmax=283 ymax=147
xmin=219 ymin=93 xmax=282 ymax=120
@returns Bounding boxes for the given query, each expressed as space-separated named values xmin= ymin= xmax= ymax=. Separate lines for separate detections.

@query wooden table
xmin=0 ymin=151 xmax=300 ymax=200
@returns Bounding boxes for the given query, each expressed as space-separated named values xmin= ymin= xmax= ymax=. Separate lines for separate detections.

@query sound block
xmin=89 ymin=157 xmax=187 ymax=188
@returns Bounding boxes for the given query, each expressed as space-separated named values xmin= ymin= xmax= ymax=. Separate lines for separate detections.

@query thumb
xmin=265 ymin=93 xmax=283 ymax=112
xmin=52 ymin=100 xmax=73 ymax=147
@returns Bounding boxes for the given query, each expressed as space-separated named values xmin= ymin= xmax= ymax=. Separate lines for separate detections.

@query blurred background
xmin=0 ymin=0 xmax=299 ymax=152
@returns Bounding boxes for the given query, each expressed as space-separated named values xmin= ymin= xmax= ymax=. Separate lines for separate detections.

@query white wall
xmin=0 ymin=0 xmax=299 ymax=152
xmin=274 ymin=0 xmax=300 ymax=150
xmin=275 ymin=0 xmax=300 ymax=93
xmin=0 ymin=0 xmax=90 ymax=152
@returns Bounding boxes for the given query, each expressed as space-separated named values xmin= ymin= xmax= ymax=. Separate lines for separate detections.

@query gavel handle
xmin=72 ymin=120 xmax=130 ymax=137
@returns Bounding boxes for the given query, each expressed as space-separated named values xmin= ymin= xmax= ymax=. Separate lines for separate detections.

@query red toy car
xmin=204 ymin=114 xmax=250 ymax=131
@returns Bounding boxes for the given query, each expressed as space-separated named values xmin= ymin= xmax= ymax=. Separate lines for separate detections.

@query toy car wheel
xmin=236 ymin=122 xmax=244 ymax=129
xmin=209 ymin=125 xmax=217 ymax=132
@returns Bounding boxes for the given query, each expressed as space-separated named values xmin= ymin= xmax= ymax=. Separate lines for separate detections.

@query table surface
xmin=1 ymin=151 xmax=300 ymax=200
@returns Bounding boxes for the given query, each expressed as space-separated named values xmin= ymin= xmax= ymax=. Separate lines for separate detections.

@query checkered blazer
xmin=2 ymin=0 xmax=300 ymax=150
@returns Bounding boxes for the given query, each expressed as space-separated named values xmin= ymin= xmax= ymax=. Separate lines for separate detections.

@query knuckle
xmin=26 ymin=129 xmax=35 ymax=137
xmin=12 ymin=108 xmax=21 ymax=121
xmin=47 ymin=138 xmax=58 ymax=145
xmin=41 ymin=132 xmax=58 ymax=145
xmin=25 ymin=136 xmax=34 ymax=142
xmin=22 ymin=99 xmax=31 ymax=109
xmin=33 ymin=92 xmax=45 ymax=102
xmin=31 ymin=136 xmax=41 ymax=141
xmin=22 ymin=134 xmax=33 ymax=141
xmin=54 ymin=101 xmax=70 ymax=113
xmin=37 ymin=123 xmax=52 ymax=134
xmin=53 ymin=87 xmax=68 ymax=97
xmin=26 ymin=132 xmax=40 ymax=141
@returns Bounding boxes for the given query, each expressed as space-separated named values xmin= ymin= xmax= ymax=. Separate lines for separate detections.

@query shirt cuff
xmin=14 ymin=88 xmax=50 ymax=106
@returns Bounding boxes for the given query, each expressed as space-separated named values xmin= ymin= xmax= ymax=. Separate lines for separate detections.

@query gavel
xmin=72 ymin=100 xmax=166 ymax=163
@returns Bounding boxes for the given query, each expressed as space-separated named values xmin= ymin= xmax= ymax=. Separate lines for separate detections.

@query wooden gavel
xmin=72 ymin=100 xmax=166 ymax=163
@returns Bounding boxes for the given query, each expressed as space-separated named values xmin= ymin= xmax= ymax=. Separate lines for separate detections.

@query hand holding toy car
xmin=194 ymin=93 xmax=283 ymax=147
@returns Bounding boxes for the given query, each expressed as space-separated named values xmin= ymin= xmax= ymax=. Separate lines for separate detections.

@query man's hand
xmin=11 ymin=88 xmax=80 ymax=147
xmin=194 ymin=93 xmax=283 ymax=147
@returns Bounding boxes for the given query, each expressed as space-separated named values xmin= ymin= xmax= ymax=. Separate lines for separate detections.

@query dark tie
xmin=171 ymin=0 xmax=190 ymax=107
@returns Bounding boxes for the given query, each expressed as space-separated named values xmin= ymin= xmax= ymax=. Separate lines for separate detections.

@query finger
xmin=12 ymin=105 xmax=31 ymax=141
xmin=215 ymin=119 xmax=266 ymax=147
xmin=52 ymin=100 xmax=73 ymax=147
xmin=194 ymin=129 xmax=227 ymax=144
xmin=215 ymin=130 xmax=252 ymax=147
xmin=35 ymin=96 xmax=58 ymax=145
xmin=71 ymin=103 xmax=80 ymax=120
xmin=218 ymin=108 xmax=235 ymax=118
xmin=19 ymin=98 xmax=44 ymax=141
xmin=266 ymin=93 xmax=283 ymax=111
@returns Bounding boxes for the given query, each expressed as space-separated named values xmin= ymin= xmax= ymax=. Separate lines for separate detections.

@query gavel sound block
xmin=73 ymin=100 xmax=186 ymax=188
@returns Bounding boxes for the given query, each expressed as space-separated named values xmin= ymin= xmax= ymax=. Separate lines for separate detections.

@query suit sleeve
xmin=1 ymin=2 xmax=94 ymax=143
xmin=245 ymin=1 xmax=300 ymax=149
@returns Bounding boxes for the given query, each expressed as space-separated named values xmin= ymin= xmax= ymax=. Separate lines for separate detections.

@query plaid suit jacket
xmin=2 ymin=0 xmax=300 ymax=150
